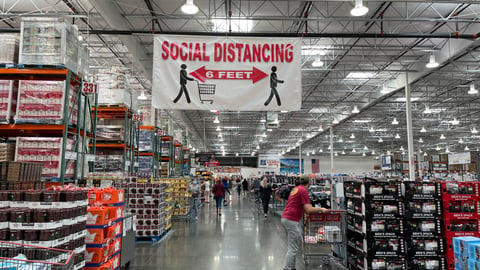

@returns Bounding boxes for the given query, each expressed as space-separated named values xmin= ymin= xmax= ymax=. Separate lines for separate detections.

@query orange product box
xmin=108 ymin=238 xmax=122 ymax=256
xmin=87 ymin=207 xmax=107 ymax=225
xmin=86 ymin=246 xmax=109 ymax=264
xmin=86 ymin=228 xmax=106 ymax=244
xmin=84 ymin=260 xmax=113 ymax=270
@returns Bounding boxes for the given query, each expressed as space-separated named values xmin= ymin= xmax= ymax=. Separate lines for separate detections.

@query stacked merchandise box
xmin=96 ymin=125 xmax=125 ymax=142
xmin=94 ymin=154 xmax=124 ymax=173
xmin=115 ymin=176 xmax=172 ymax=239
xmin=137 ymin=156 xmax=155 ymax=179
xmin=160 ymin=140 xmax=172 ymax=177
xmin=15 ymin=137 xmax=75 ymax=179
xmin=19 ymin=17 xmax=79 ymax=73
xmin=0 ymin=34 xmax=18 ymax=66
xmin=171 ymin=177 xmax=191 ymax=218
xmin=441 ymin=181 xmax=480 ymax=269
xmin=0 ymin=80 xmax=17 ymax=123
xmin=0 ymin=188 xmax=88 ymax=270
xmin=77 ymin=45 xmax=89 ymax=79
xmin=95 ymin=69 xmax=134 ymax=110
xmin=345 ymin=180 xmax=407 ymax=270
xmin=0 ymin=161 xmax=43 ymax=190
xmin=138 ymin=128 xmax=154 ymax=152
xmin=15 ymin=80 xmax=78 ymax=125
xmin=0 ymin=142 xmax=15 ymax=162
xmin=404 ymin=181 xmax=446 ymax=270
xmin=86 ymin=187 xmax=124 ymax=270
xmin=452 ymin=236 xmax=480 ymax=270
xmin=138 ymin=100 xmax=154 ymax=126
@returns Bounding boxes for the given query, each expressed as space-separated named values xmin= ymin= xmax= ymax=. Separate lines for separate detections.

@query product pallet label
xmin=407 ymin=238 xmax=445 ymax=257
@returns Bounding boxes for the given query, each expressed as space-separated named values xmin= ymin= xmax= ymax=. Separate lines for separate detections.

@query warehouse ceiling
xmin=1 ymin=1 xmax=480 ymax=158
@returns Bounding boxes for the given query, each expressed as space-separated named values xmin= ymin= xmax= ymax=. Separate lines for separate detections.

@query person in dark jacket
xmin=242 ymin=178 xmax=249 ymax=197
xmin=259 ymin=177 xmax=273 ymax=218
xmin=212 ymin=179 xmax=226 ymax=216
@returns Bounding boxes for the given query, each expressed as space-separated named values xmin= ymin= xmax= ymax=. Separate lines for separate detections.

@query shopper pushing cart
xmin=281 ymin=175 xmax=329 ymax=270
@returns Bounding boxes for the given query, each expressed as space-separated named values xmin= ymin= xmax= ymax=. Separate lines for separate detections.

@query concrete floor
xmin=130 ymin=194 xmax=345 ymax=270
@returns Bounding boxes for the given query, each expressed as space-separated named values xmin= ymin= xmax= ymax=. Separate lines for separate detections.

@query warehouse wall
xmin=282 ymin=156 xmax=379 ymax=175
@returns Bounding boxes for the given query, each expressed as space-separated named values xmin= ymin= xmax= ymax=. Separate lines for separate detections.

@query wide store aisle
xmin=131 ymin=195 xmax=341 ymax=270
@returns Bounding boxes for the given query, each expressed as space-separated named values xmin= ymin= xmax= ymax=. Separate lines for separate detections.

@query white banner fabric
xmin=152 ymin=35 xmax=302 ymax=111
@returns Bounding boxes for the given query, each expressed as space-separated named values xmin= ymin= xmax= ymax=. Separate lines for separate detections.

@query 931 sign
xmin=82 ymin=82 xmax=98 ymax=94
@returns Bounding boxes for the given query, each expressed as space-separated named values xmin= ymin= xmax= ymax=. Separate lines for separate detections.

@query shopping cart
xmin=303 ymin=210 xmax=347 ymax=266
xmin=0 ymin=240 xmax=74 ymax=270
xmin=196 ymin=81 xmax=216 ymax=104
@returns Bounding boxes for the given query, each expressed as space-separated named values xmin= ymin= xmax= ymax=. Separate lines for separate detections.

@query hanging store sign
xmin=448 ymin=152 xmax=471 ymax=165
xmin=152 ymin=35 xmax=302 ymax=111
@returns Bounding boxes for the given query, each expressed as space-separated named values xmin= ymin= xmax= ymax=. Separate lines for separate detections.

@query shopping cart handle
xmin=323 ymin=210 xmax=346 ymax=213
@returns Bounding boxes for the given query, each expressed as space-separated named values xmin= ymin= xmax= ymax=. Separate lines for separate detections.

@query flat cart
xmin=303 ymin=210 xmax=347 ymax=266
xmin=0 ymin=240 xmax=75 ymax=270
xmin=172 ymin=195 xmax=193 ymax=222
xmin=196 ymin=81 xmax=216 ymax=104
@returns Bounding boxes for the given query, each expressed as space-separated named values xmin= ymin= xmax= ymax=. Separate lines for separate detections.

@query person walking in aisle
xmin=242 ymin=178 xmax=249 ymax=197
xmin=259 ymin=177 xmax=272 ymax=218
xmin=188 ymin=178 xmax=201 ymax=221
xmin=252 ymin=177 xmax=261 ymax=201
xmin=212 ymin=179 xmax=226 ymax=216
xmin=222 ymin=178 xmax=231 ymax=195
xmin=281 ymin=175 xmax=329 ymax=270
xmin=204 ymin=179 xmax=210 ymax=203
xmin=236 ymin=180 xmax=242 ymax=197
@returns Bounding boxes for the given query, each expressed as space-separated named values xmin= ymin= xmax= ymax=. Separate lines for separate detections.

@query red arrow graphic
xmin=190 ymin=66 xmax=268 ymax=84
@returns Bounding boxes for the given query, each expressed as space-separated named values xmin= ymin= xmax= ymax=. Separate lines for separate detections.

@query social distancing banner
xmin=152 ymin=35 xmax=302 ymax=111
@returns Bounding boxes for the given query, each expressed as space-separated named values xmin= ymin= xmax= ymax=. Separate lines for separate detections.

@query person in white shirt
xmin=204 ymin=179 xmax=211 ymax=203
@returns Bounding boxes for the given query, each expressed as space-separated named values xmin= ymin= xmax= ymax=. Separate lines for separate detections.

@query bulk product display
xmin=85 ymin=187 xmax=124 ymax=270
xmin=404 ymin=181 xmax=446 ymax=270
xmin=453 ymin=236 xmax=480 ymax=270
xmin=0 ymin=142 xmax=15 ymax=162
xmin=171 ymin=177 xmax=191 ymax=218
xmin=15 ymin=80 xmax=78 ymax=124
xmin=95 ymin=70 xmax=136 ymax=110
xmin=441 ymin=181 xmax=480 ymax=269
xmin=94 ymin=155 xmax=124 ymax=173
xmin=19 ymin=17 xmax=79 ymax=72
xmin=115 ymin=177 xmax=173 ymax=240
xmin=0 ymin=188 xmax=88 ymax=270
xmin=345 ymin=180 xmax=407 ymax=270
xmin=0 ymin=161 xmax=43 ymax=191
xmin=15 ymin=137 xmax=75 ymax=179
xmin=0 ymin=80 xmax=17 ymax=123
xmin=160 ymin=137 xmax=173 ymax=177
xmin=0 ymin=34 xmax=19 ymax=66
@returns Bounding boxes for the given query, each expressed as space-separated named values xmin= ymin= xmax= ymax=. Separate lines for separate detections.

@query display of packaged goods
xmin=137 ymin=156 xmax=154 ymax=172
xmin=14 ymin=137 xmax=75 ymax=178
xmin=405 ymin=219 xmax=443 ymax=238
xmin=87 ymin=172 xmax=126 ymax=181
xmin=77 ymin=45 xmax=89 ymax=78
xmin=405 ymin=200 xmax=442 ymax=219
xmin=409 ymin=258 xmax=446 ymax=270
xmin=96 ymin=125 xmax=125 ymax=141
xmin=138 ymin=100 xmax=154 ymax=126
xmin=407 ymin=238 xmax=445 ymax=257
xmin=94 ymin=155 xmax=123 ymax=173
xmin=0 ymin=142 xmax=16 ymax=162
xmin=443 ymin=200 xmax=480 ymax=220
xmin=441 ymin=181 xmax=479 ymax=201
xmin=404 ymin=181 xmax=442 ymax=200
xmin=0 ymin=80 xmax=18 ymax=123
xmin=161 ymin=142 xmax=171 ymax=156
xmin=15 ymin=80 xmax=78 ymax=124
xmin=0 ymin=34 xmax=19 ymax=65
xmin=0 ymin=161 xmax=42 ymax=182
xmin=138 ymin=129 xmax=154 ymax=152
xmin=95 ymin=71 xmax=132 ymax=107
xmin=19 ymin=17 xmax=79 ymax=73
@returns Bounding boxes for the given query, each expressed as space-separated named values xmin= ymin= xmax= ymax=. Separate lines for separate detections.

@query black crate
xmin=405 ymin=200 xmax=443 ymax=219
xmin=404 ymin=181 xmax=442 ymax=200
xmin=407 ymin=238 xmax=445 ymax=257
xmin=405 ymin=219 xmax=444 ymax=238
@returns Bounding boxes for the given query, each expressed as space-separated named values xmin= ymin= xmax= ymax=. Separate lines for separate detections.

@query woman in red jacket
xmin=212 ymin=179 xmax=226 ymax=216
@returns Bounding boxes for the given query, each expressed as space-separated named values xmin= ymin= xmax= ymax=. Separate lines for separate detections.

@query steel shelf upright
xmin=0 ymin=68 xmax=97 ymax=185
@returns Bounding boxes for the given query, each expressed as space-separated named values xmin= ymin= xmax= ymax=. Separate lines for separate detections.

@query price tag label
xmin=86 ymin=154 xmax=96 ymax=162
xmin=65 ymin=151 xmax=77 ymax=160
xmin=133 ymin=114 xmax=144 ymax=122
xmin=82 ymin=82 xmax=98 ymax=94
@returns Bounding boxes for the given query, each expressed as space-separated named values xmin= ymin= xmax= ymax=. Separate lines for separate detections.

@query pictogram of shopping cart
xmin=196 ymin=81 xmax=216 ymax=104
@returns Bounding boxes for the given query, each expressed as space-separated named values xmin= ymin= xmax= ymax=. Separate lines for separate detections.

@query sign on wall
xmin=448 ymin=152 xmax=471 ymax=165
xmin=259 ymin=159 xmax=280 ymax=169
xmin=152 ymin=35 xmax=302 ymax=111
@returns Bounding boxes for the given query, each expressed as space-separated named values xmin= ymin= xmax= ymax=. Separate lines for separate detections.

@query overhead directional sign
xmin=152 ymin=35 xmax=302 ymax=111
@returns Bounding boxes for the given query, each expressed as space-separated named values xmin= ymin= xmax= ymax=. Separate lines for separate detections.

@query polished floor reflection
xmin=131 ymin=194 xmax=345 ymax=270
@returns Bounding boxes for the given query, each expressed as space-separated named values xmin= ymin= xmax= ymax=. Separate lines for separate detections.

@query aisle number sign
xmin=152 ymin=35 xmax=302 ymax=111
xmin=132 ymin=114 xmax=144 ymax=122
xmin=82 ymin=82 xmax=98 ymax=94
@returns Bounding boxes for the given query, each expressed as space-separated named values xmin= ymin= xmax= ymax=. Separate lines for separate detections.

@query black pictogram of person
xmin=264 ymin=66 xmax=284 ymax=106
xmin=173 ymin=64 xmax=194 ymax=103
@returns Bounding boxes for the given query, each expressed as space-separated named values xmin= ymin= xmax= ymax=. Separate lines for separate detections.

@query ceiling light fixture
xmin=424 ymin=152 xmax=428 ymax=156
xmin=387 ymin=151 xmax=391 ymax=155
xmin=468 ymin=83 xmax=478 ymax=95
xmin=350 ymin=133 xmax=355 ymax=139
xmin=338 ymin=137 xmax=344 ymax=143
xmin=378 ymin=138 xmax=383 ymax=143
xmin=260 ymin=119 xmax=266 ymax=123
xmin=335 ymin=152 xmax=338 ymax=156
xmin=306 ymin=152 xmax=310 ymax=156
xmin=423 ymin=106 xmax=432 ymax=114
xmin=216 ymin=126 xmax=221 ymax=131
xmin=445 ymin=148 xmax=450 ymax=153
xmin=392 ymin=118 xmax=399 ymax=125
xmin=395 ymin=133 xmax=400 ymax=139
xmin=341 ymin=150 xmax=346 ymax=155
xmin=235 ymin=152 xmax=239 ymax=157
xmin=318 ymin=126 xmax=324 ymax=132
xmin=219 ymin=138 xmax=224 ymax=142
xmin=319 ymin=149 xmax=323 ymax=153
xmin=369 ymin=127 xmax=375 ymax=133
xmin=459 ymin=138 xmax=464 ymax=144
xmin=380 ymin=83 xmax=391 ymax=94
xmin=352 ymin=105 xmax=360 ymax=114
xmin=222 ymin=151 xmax=226 ymax=156
xmin=362 ymin=153 xmax=366 ymax=157
xmin=251 ymin=152 xmax=255 ymax=156
xmin=213 ymin=116 xmax=220 ymax=124
xmin=267 ymin=129 xmax=273 ymax=132
xmin=419 ymin=138 xmax=424 ymax=143
xmin=451 ymin=118 xmax=460 ymax=125
xmin=363 ymin=146 xmax=368 ymax=150
xmin=350 ymin=0 xmax=369 ymax=16
xmin=352 ymin=149 xmax=356 ymax=153
xmin=210 ymin=109 xmax=218 ymax=113
xmin=256 ymin=145 xmax=260 ymax=150
xmin=281 ymin=110 xmax=289 ymax=113
xmin=371 ymin=150 xmax=376 ymax=155
xmin=472 ymin=127 xmax=478 ymax=134
xmin=333 ymin=118 xmax=339 ymax=124
xmin=400 ymin=146 xmax=404 ymax=151
xmin=436 ymin=146 xmax=440 ymax=151
xmin=421 ymin=127 xmax=427 ymax=133
xmin=440 ymin=134 xmax=446 ymax=140
xmin=181 ymin=0 xmax=199 ymax=14
xmin=328 ymin=145 xmax=331 ymax=150
xmin=465 ymin=146 xmax=470 ymax=151
xmin=426 ymin=54 xmax=439 ymax=68
xmin=311 ymin=54 xmax=324 ymax=67
xmin=312 ymin=150 xmax=316 ymax=155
